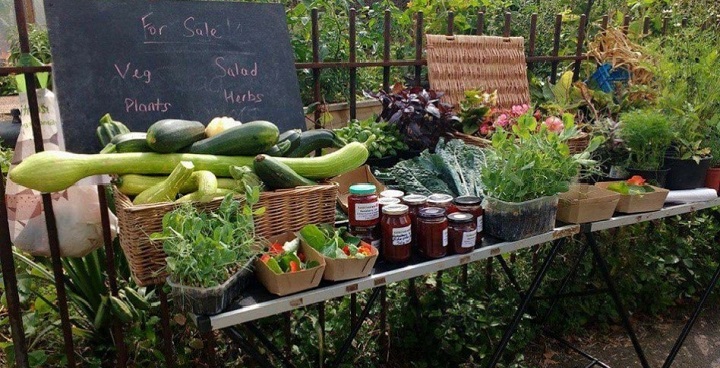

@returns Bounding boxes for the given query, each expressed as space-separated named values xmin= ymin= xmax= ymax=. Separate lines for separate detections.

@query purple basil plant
xmin=365 ymin=84 xmax=460 ymax=152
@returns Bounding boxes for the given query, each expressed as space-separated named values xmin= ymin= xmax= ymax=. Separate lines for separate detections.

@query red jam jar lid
xmin=380 ymin=189 xmax=405 ymax=199
xmin=349 ymin=183 xmax=377 ymax=195
xmin=453 ymin=196 xmax=482 ymax=206
xmin=382 ymin=204 xmax=409 ymax=215
xmin=418 ymin=206 xmax=446 ymax=219
xmin=447 ymin=212 xmax=474 ymax=223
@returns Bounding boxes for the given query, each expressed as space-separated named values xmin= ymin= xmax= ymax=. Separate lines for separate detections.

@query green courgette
xmin=264 ymin=140 xmax=292 ymax=157
xmin=133 ymin=161 xmax=194 ymax=205
xmin=253 ymin=154 xmax=316 ymax=189
xmin=116 ymin=174 xmax=237 ymax=195
xmin=176 ymin=171 xmax=218 ymax=202
xmin=9 ymin=137 xmax=372 ymax=192
xmin=286 ymin=129 xmax=347 ymax=157
xmin=110 ymin=132 xmax=152 ymax=153
xmin=189 ymin=120 xmax=279 ymax=156
xmin=146 ymin=119 xmax=206 ymax=153
xmin=278 ymin=129 xmax=302 ymax=153
xmin=97 ymin=113 xmax=131 ymax=146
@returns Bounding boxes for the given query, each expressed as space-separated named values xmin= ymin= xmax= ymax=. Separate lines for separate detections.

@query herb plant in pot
xmin=151 ymin=187 xmax=263 ymax=315
xmin=481 ymin=113 xmax=601 ymax=241
xmin=618 ymin=110 xmax=673 ymax=187
xmin=334 ymin=117 xmax=408 ymax=168
xmin=662 ymin=112 xmax=712 ymax=190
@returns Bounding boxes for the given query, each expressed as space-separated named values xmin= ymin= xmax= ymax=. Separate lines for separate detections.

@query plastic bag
xmin=5 ymin=83 xmax=117 ymax=257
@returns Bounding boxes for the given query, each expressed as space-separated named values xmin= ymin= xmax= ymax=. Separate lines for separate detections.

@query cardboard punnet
xmin=332 ymin=165 xmax=386 ymax=213
xmin=557 ymin=184 xmax=621 ymax=223
xmin=594 ymin=182 xmax=669 ymax=213
xmin=303 ymin=240 xmax=378 ymax=281
xmin=255 ymin=233 xmax=326 ymax=296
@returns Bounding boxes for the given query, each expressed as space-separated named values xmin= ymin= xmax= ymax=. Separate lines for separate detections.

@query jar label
xmin=392 ymin=226 xmax=412 ymax=246
xmin=442 ymin=228 xmax=448 ymax=247
xmin=462 ymin=231 xmax=477 ymax=248
xmin=354 ymin=202 xmax=379 ymax=221
xmin=477 ymin=216 xmax=483 ymax=233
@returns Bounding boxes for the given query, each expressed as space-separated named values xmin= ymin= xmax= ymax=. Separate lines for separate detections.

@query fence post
xmin=550 ymin=14 xmax=563 ymax=83
xmin=383 ymin=9 xmax=391 ymax=91
xmin=477 ymin=11 xmax=485 ymax=35
xmin=414 ymin=11 xmax=424 ymax=86
xmin=447 ymin=11 xmax=454 ymax=36
xmin=311 ymin=8 xmax=321 ymax=128
xmin=503 ymin=12 xmax=512 ymax=37
xmin=572 ymin=14 xmax=588 ymax=81
xmin=349 ymin=8 xmax=357 ymax=120
xmin=13 ymin=0 xmax=76 ymax=365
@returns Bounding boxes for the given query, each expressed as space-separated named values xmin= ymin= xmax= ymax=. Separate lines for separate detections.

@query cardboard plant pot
xmin=303 ymin=240 xmax=378 ymax=281
xmin=167 ymin=257 xmax=255 ymax=316
xmin=594 ymin=182 xmax=670 ymax=213
xmin=557 ymin=185 xmax=621 ymax=224
xmin=255 ymin=239 xmax=326 ymax=296
xmin=483 ymin=195 xmax=559 ymax=241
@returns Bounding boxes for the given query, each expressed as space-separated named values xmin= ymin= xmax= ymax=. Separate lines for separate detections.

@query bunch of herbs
xmin=481 ymin=112 xmax=601 ymax=203
xmin=335 ymin=117 xmax=408 ymax=158
xmin=152 ymin=186 xmax=264 ymax=288
xmin=366 ymin=84 xmax=460 ymax=151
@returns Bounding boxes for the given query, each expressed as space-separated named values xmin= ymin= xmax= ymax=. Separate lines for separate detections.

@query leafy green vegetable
xmin=390 ymin=139 xmax=486 ymax=197
xmin=606 ymin=181 xmax=655 ymax=195
xmin=298 ymin=225 xmax=374 ymax=259
xmin=152 ymin=186 xmax=263 ymax=288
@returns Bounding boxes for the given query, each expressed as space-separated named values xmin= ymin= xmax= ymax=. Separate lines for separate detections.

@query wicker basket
xmin=568 ymin=132 xmax=590 ymax=154
xmin=449 ymin=132 xmax=492 ymax=148
xmin=114 ymin=184 xmax=338 ymax=286
xmin=426 ymin=35 xmax=531 ymax=109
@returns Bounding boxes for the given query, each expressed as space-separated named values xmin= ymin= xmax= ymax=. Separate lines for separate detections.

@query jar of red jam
xmin=378 ymin=197 xmax=401 ymax=214
xmin=427 ymin=193 xmax=454 ymax=210
xmin=350 ymin=225 xmax=381 ymax=249
xmin=380 ymin=204 xmax=412 ymax=263
xmin=348 ymin=184 xmax=379 ymax=227
xmin=450 ymin=196 xmax=484 ymax=245
xmin=447 ymin=212 xmax=477 ymax=254
xmin=402 ymin=194 xmax=427 ymax=226
xmin=416 ymin=207 xmax=448 ymax=259
xmin=380 ymin=189 xmax=404 ymax=199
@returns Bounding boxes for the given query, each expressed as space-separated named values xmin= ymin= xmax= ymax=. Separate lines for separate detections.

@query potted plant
xmin=151 ymin=187 xmax=263 ymax=315
xmin=590 ymin=117 xmax=629 ymax=181
xmin=334 ymin=116 xmax=408 ymax=168
xmin=662 ymin=110 xmax=713 ymax=190
xmin=704 ymin=119 xmax=720 ymax=192
xmin=480 ymin=112 xmax=601 ymax=241
xmin=618 ymin=110 xmax=673 ymax=187
xmin=365 ymin=83 xmax=460 ymax=156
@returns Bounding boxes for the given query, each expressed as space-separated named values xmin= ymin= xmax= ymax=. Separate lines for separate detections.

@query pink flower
xmin=511 ymin=104 xmax=530 ymax=116
xmin=495 ymin=114 xmax=509 ymax=128
xmin=479 ymin=124 xmax=490 ymax=136
xmin=544 ymin=116 xmax=564 ymax=133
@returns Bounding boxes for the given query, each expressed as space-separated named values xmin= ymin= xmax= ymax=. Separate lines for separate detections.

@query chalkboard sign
xmin=44 ymin=0 xmax=305 ymax=153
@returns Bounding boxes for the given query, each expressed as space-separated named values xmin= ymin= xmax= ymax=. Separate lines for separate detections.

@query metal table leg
xmin=486 ymin=238 xmax=566 ymax=368
xmin=586 ymin=232 xmax=650 ymax=368
xmin=662 ymin=260 xmax=720 ymax=368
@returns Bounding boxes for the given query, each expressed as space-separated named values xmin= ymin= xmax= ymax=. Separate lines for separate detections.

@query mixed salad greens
xmin=299 ymin=224 xmax=375 ymax=259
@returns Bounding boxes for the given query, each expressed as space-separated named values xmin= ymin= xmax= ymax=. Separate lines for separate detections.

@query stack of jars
xmin=348 ymin=183 xmax=485 ymax=264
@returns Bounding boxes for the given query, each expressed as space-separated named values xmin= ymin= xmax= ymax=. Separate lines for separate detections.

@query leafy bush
xmin=618 ymin=109 xmax=672 ymax=170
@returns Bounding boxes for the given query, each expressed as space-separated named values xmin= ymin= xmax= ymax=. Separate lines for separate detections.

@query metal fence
xmin=0 ymin=0 xmax=718 ymax=367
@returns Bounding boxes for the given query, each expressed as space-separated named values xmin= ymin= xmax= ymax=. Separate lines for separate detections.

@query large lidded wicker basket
xmin=114 ymin=184 xmax=338 ymax=286
xmin=426 ymin=34 xmax=590 ymax=154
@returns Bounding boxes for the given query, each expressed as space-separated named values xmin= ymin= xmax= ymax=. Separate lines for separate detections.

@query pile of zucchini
xmin=9 ymin=114 xmax=369 ymax=204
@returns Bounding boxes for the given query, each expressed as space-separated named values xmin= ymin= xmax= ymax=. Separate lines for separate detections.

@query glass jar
xmin=449 ymin=196 xmax=484 ymax=245
xmin=416 ymin=207 xmax=448 ymax=259
xmin=348 ymin=184 xmax=379 ymax=227
xmin=402 ymin=194 xmax=428 ymax=226
xmin=380 ymin=204 xmax=412 ymax=263
xmin=427 ymin=193 xmax=454 ymax=210
xmin=350 ymin=225 xmax=381 ymax=249
xmin=380 ymin=189 xmax=404 ymax=199
xmin=378 ymin=197 xmax=401 ymax=215
xmin=447 ymin=212 xmax=477 ymax=254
